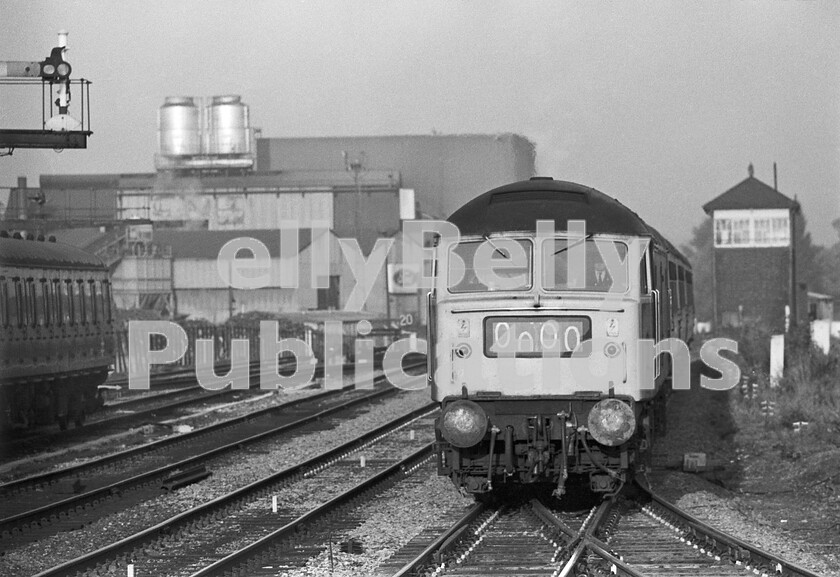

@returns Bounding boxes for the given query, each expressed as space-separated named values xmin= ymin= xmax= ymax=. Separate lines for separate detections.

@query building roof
xmin=703 ymin=175 xmax=798 ymax=214
xmin=40 ymin=170 xmax=401 ymax=193
xmin=40 ymin=174 xmax=122 ymax=189
xmin=151 ymin=228 xmax=316 ymax=259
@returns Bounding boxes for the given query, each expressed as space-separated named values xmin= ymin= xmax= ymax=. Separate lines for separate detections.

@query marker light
xmin=439 ymin=399 xmax=488 ymax=448
xmin=587 ymin=398 xmax=635 ymax=446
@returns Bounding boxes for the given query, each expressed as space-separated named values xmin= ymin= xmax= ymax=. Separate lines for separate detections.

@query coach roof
xmin=447 ymin=178 xmax=652 ymax=237
xmin=0 ymin=235 xmax=106 ymax=270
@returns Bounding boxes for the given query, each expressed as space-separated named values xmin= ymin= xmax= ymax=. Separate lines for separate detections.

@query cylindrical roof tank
xmin=205 ymin=95 xmax=250 ymax=155
xmin=159 ymin=97 xmax=201 ymax=156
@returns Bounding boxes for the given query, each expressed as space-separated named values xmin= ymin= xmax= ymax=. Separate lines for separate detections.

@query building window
xmin=770 ymin=217 xmax=790 ymax=245
xmin=714 ymin=218 xmax=732 ymax=246
xmin=714 ymin=210 xmax=790 ymax=248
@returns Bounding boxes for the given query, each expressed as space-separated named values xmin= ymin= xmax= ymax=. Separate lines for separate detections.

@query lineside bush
xmin=721 ymin=322 xmax=840 ymax=459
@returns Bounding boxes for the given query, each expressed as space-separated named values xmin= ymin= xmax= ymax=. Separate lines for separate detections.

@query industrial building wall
xmin=175 ymin=288 xmax=305 ymax=323
xmin=256 ymin=134 xmax=536 ymax=218
xmin=165 ymin=230 xmax=391 ymax=321
xmin=333 ymin=190 xmax=400 ymax=255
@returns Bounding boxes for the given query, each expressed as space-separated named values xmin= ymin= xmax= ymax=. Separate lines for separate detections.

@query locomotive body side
xmin=429 ymin=179 xmax=693 ymax=497
xmin=0 ymin=235 xmax=115 ymax=429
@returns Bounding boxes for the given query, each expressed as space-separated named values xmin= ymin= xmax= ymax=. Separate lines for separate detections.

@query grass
xmin=716 ymin=322 xmax=840 ymax=461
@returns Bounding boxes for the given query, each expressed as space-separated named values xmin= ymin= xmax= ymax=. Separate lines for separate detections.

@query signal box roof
xmin=447 ymin=178 xmax=651 ymax=237
xmin=703 ymin=176 xmax=798 ymax=214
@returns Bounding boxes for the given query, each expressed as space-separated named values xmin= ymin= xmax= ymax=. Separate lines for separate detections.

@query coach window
xmin=40 ymin=279 xmax=52 ymax=327
xmin=103 ymin=281 xmax=113 ymax=323
xmin=448 ymin=239 xmax=532 ymax=293
xmin=63 ymin=280 xmax=74 ymax=326
xmin=25 ymin=278 xmax=38 ymax=328
xmin=52 ymin=280 xmax=63 ymax=326
xmin=13 ymin=279 xmax=24 ymax=328
xmin=0 ymin=277 xmax=7 ymax=328
xmin=685 ymin=271 xmax=694 ymax=307
xmin=76 ymin=280 xmax=86 ymax=325
xmin=668 ymin=262 xmax=679 ymax=310
xmin=35 ymin=279 xmax=46 ymax=327
xmin=86 ymin=280 xmax=96 ymax=324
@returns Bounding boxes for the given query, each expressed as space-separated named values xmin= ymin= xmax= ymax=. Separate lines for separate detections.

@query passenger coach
xmin=0 ymin=232 xmax=115 ymax=429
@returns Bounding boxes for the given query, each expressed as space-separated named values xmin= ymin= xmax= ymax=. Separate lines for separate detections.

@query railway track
xmin=0 ymin=363 xmax=421 ymax=548
xmin=388 ymin=482 xmax=827 ymax=577
xmin=0 ymin=361 xmax=270 ymax=459
xmin=0 ymin=354 xmax=377 ymax=460
xmin=28 ymin=404 xmax=438 ymax=577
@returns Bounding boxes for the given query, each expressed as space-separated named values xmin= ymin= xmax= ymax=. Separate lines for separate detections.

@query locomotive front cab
xmin=429 ymin=231 xmax=660 ymax=497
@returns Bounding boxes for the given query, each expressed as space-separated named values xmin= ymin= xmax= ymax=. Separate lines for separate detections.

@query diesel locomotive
xmin=428 ymin=178 xmax=693 ymax=498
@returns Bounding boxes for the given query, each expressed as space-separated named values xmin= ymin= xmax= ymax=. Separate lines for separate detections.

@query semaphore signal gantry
xmin=0 ymin=30 xmax=93 ymax=155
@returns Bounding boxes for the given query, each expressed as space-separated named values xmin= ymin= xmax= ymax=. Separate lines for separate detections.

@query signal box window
xmin=543 ymin=239 xmax=628 ymax=293
xmin=448 ymin=239 xmax=532 ymax=293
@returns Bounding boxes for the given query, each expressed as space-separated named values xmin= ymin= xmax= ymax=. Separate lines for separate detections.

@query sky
xmin=2 ymin=0 xmax=838 ymax=248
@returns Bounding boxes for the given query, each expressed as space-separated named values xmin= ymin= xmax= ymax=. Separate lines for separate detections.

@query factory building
xmin=110 ymin=228 xmax=358 ymax=324
xmin=703 ymin=164 xmax=806 ymax=331
xmin=257 ymin=133 xmax=536 ymax=219
xmin=2 ymin=95 xmax=536 ymax=323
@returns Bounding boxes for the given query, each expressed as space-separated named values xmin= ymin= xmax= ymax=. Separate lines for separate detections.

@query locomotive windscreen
xmin=542 ymin=239 xmax=629 ymax=292
xmin=448 ymin=239 xmax=532 ymax=292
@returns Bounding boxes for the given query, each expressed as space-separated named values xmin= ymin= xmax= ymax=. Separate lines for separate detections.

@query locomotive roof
xmin=447 ymin=178 xmax=689 ymax=264
xmin=0 ymin=235 xmax=106 ymax=271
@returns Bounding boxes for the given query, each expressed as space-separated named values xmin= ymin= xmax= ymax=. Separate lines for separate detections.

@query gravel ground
xmin=647 ymin=363 xmax=840 ymax=577
xmin=0 ymin=372 xmax=371 ymax=482
xmin=0 ymin=387 xmax=433 ymax=577
xmin=167 ymin=418 xmax=439 ymax=577
xmin=276 ymin=472 xmax=474 ymax=577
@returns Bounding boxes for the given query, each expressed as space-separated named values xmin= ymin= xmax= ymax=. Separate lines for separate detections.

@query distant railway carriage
xmin=428 ymin=178 xmax=693 ymax=498
xmin=0 ymin=232 xmax=116 ymax=429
